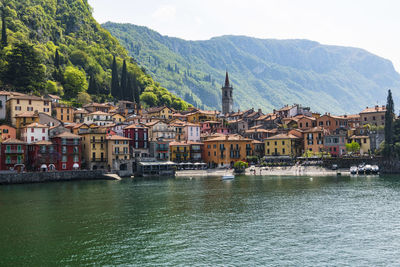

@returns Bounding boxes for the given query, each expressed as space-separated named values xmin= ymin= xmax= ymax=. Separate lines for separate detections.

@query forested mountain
xmin=104 ymin=22 xmax=400 ymax=114
xmin=0 ymin=0 xmax=188 ymax=109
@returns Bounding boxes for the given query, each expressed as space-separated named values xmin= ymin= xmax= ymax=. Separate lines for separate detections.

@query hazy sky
xmin=88 ymin=0 xmax=400 ymax=72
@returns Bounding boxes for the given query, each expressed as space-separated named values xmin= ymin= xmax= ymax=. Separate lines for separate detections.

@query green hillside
xmin=103 ymin=22 xmax=400 ymax=114
xmin=0 ymin=0 xmax=188 ymax=109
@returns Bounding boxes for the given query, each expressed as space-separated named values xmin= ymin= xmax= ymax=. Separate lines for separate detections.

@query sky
xmin=88 ymin=0 xmax=400 ymax=72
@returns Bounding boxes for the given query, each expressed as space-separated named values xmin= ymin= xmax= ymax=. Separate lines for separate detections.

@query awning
xmin=41 ymin=164 xmax=47 ymax=169
xmin=73 ymin=163 xmax=80 ymax=168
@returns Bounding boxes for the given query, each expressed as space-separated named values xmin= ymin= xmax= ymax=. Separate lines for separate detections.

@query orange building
xmin=0 ymin=125 xmax=16 ymax=142
xmin=297 ymin=115 xmax=316 ymax=131
xmin=303 ymin=127 xmax=328 ymax=153
xmin=316 ymin=114 xmax=347 ymax=132
xmin=203 ymin=134 xmax=254 ymax=168
xmin=54 ymin=104 xmax=74 ymax=123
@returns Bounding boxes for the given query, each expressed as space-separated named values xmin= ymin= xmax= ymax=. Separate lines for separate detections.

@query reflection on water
xmin=1 ymin=175 xmax=400 ymax=266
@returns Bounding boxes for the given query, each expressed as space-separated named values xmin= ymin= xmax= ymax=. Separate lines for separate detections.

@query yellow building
xmin=169 ymin=141 xmax=191 ymax=162
xmin=146 ymin=106 xmax=174 ymax=119
xmin=112 ymin=113 xmax=126 ymax=124
xmin=54 ymin=104 xmax=74 ymax=123
xmin=106 ymin=135 xmax=131 ymax=170
xmin=6 ymin=95 xmax=51 ymax=126
xmin=79 ymin=128 xmax=107 ymax=170
xmin=187 ymin=110 xmax=218 ymax=123
xmin=349 ymin=135 xmax=371 ymax=155
xmin=15 ymin=111 xmax=40 ymax=138
xmin=264 ymin=133 xmax=301 ymax=157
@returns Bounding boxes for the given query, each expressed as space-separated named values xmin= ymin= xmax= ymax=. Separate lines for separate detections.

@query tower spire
xmin=224 ymin=71 xmax=230 ymax=87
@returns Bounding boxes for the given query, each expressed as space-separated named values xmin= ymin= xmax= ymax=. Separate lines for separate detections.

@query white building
xmin=21 ymin=122 xmax=49 ymax=144
xmin=184 ymin=123 xmax=201 ymax=142
xmin=84 ymin=111 xmax=113 ymax=126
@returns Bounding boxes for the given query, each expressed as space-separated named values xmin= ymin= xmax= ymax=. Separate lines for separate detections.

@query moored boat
xmin=350 ymin=166 xmax=358 ymax=175
xmin=372 ymin=165 xmax=380 ymax=174
xmin=364 ymin=164 xmax=373 ymax=174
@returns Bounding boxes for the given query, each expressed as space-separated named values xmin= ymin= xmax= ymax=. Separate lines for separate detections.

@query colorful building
xmin=26 ymin=141 xmax=58 ymax=171
xmin=0 ymin=125 xmax=16 ymax=142
xmin=14 ymin=111 xmax=39 ymax=138
xmin=51 ymin=132 xmax=81 ymax=170
xmin=6 ymin=95 xmax=51 ymax=126
xmin=145 ymin=106 xmax=174 ymax=119
xmin=54 ymin=104 xmax=74 ymax=123
xmin=349 ymin=135 xmax=371 ymax=155
xmin=264 ymin=133 xmax=301 ymax=157
xmin=123 ymin=124 xmax=149 ymax=158
xmin=21 ymin=123 xmax=49 ymax=144
xmin=303 ymin=127 xmax=327 ymax=153
xmin=106 ymin=135 xmax=131 ymax=171
xmin=169 ymin=141 xmax=203 ymax=163
xmin=1 ymin=138 xmax=27 ymax=171
xmin=359 ymin=105 xmax=386 ymax=126
xmin=324 ymin=128 xmax=347 ymax=157
xmin=203 ymin=134 xmax=254 ymax=168
xmin=80 ymin=128 xmax=107 ymax=170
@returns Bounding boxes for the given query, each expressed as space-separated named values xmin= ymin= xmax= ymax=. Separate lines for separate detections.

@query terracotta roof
xmin=256 ymin=113 xmax=277 ymax=121
xmin=266 ymin=133 xmax=299 ymax=140
xmin=2 ymin=138 xmax=26 ymax=144
xmin=8 ymin=94 xmax=44 ymax=101
xmin=252 ymin=140 xmax=264 ymax=144
xmin=0 ymin=91 xmax=26 ymax=96
xmin=47 ymin=94 xmax=61 ymax=99
xmin=53 ymin=132 xmax=81 ymax=139
xmin=124 ymin=124 xmax=147 ymax=129
xmin=88 ymin=111 xmax=110 ymax=116
xmin=146 ymin=106 xmax=170 ymax=113
xmin=32 ymin=140 xmax=53 ymax=145
xmin=278 ymin=105 xmax=294 ymax=112
xmin=296 ymin=115 xmax=316 ymax=121
xmin=169 ymin=141 xmax=203 ymax=146
xmin=106 ymin=135 xmax=131 ymax=141
xmin=74 ymin=109 xmax=88 ymax=114
xmin=360 ymin=106 xmax=386 ymax=114
xmin=25 ymin=122 xmax=48 ymax=128
xmin=303 ymin=126 xmax=326 ymax=133
xmin=143 ymin=120 xmax=161 ymax=127
xmin=339 ymin=114 xmax=360 ymax=119
xmin=83 ymin=103 xmax=111 ymax=108
xmin=15 ymin=112 xmax=38 ymax=118
xmin=204 ymin=134 xmax=252 ymax=142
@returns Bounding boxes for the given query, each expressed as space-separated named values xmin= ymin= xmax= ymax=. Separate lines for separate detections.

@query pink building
xmin=184 ymin=123 xmax=201 ymax=142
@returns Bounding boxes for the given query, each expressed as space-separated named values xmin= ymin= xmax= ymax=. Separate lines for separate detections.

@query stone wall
xmin=0 ymin=170 xmax=110 ymax=185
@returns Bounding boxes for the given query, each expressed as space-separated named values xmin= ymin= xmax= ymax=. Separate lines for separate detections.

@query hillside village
xmin=0 ymin=72 xmax=388 ymax=176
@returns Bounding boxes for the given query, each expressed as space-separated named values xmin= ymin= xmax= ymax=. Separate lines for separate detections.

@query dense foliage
xmin=0 ymin=0 xmax=188 ymax=109
xmin=104 ymin=22 xmax=400 ymax=113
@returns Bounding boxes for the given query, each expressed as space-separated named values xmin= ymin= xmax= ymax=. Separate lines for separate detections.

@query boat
xmin=372 ymin=165 xmax=380 ymax=174
xmin=222 ymin=174 xmax=235 ymax=180
xmin=357 ymin=164 xmax=365 ymax=175
xmin=364 ymin=164 xmax=373 ymax=174
xmin=350 ymin=166 xmax=358 ymax=175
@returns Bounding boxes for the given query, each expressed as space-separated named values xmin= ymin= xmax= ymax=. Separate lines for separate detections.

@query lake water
xmin=1 ymin=175 xmax=400 ymax=266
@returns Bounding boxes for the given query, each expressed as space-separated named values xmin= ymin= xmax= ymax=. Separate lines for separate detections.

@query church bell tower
xmin=221 ymin=71 xmax=233 ymax=114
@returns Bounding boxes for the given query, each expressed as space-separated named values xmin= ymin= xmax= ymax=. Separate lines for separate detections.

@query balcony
xmin=91 ymin=158 xmax=106 ymax=162
xmin=5 ymin=160 xmax=24 ymax=165
xmin=113 ymin=151 xmax=129 ymax=155
xmin=4 ymin=150 xmax=24 ymax=154
xmin=61 ymin=141 xmax=80 ymax=146
xmin=90 ymin=139 xmax=104 ymax=143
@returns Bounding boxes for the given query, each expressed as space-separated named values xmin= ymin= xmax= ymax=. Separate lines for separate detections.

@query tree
xmin=140 ymin=91 xmax=157 ymax=107
xmin=111 ymin=56 xmax=119 ymax=98
xmin=54 ymin=49 xmax=60 ymax=68
xmin=384 ymin=89 xmax=395 ymax=157
xmin=120 ymin=59 xmax=127 ymax=99
xmin=134 ymin=79 xmax=141 ymax=104
xmin=63 ymin=66 xmax=88 ymax=98
xmin=1 ymin=8 xmax=7 ymax=47
xmin=4 ymin=42 xmax=46 ymax=92
xmin=346 ymin=141 xmax=360 ymax=154
xmin=87 ymin=75 xmax=99 ymax=95
xmin=77 ymin=92 xmax=92 ymax=106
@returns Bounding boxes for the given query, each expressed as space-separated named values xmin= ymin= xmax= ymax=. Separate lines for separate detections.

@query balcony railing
xmin=113 ymin=151 xmax=129 ymax=155
xmin=5 ymin=160 xmax=24 ymax=164
xmin=91 ymin=158 xmax=106 ymax=162
xmin=90 ymin=139 xmax=104 ymax=143
xmin=4 ymin=150 xmax=24 ymax=154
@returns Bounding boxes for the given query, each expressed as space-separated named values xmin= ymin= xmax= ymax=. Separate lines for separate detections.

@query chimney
xmin=225 ymin=135 xmax=229 ymax=140
xmin=258 ymin=109 xmax=262 ymax=113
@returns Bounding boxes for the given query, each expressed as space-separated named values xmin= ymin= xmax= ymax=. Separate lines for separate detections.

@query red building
xmin=51 ymin=132 xmax=81 ymax=170
xmin=123 ymin=124 xmax=149 ymax=157
xmin=27 ymin=140 xmax=58 ymax=171
xmin=1 ymin=138 xmax=27 ymax=171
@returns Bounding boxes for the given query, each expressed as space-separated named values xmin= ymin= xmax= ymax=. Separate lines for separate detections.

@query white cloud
xmin=151 ymin=5 xmax=177 ymax=22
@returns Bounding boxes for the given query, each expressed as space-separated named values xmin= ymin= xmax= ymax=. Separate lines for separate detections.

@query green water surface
xmin=1 ymin=175 xmax=400 ymax=266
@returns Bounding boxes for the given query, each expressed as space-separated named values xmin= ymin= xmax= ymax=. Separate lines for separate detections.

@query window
xmin=62 ymin=155 xmax=67 ymax=162
xmin=282 ymin=148 xmax=285 ymax=154
xmin=282 ymin=141 xmax=285 ymax=145
xmin=373 ymin=116 xmax=376 ymax=121
xmin=62 ymin=146 xmax=67 ymax=153
xmin=31 ymin=136 xmax=34 ymax=142
xmin=31 ymin=128 xmax=34 ymax=133
xmin=42 ymin=128 xmax=45 ymax=133
xmin=73 ymin=155 xmax=79 ymax=162
xmin=17 ymin=99 xmax=20 ymax=104
xmin=61 ymin=115 xmax=63 ymax=121
xmin=73 ymin=146 xmax=79 ymax=153
xmin=62 ymin=163 xmax=67 ymax=169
